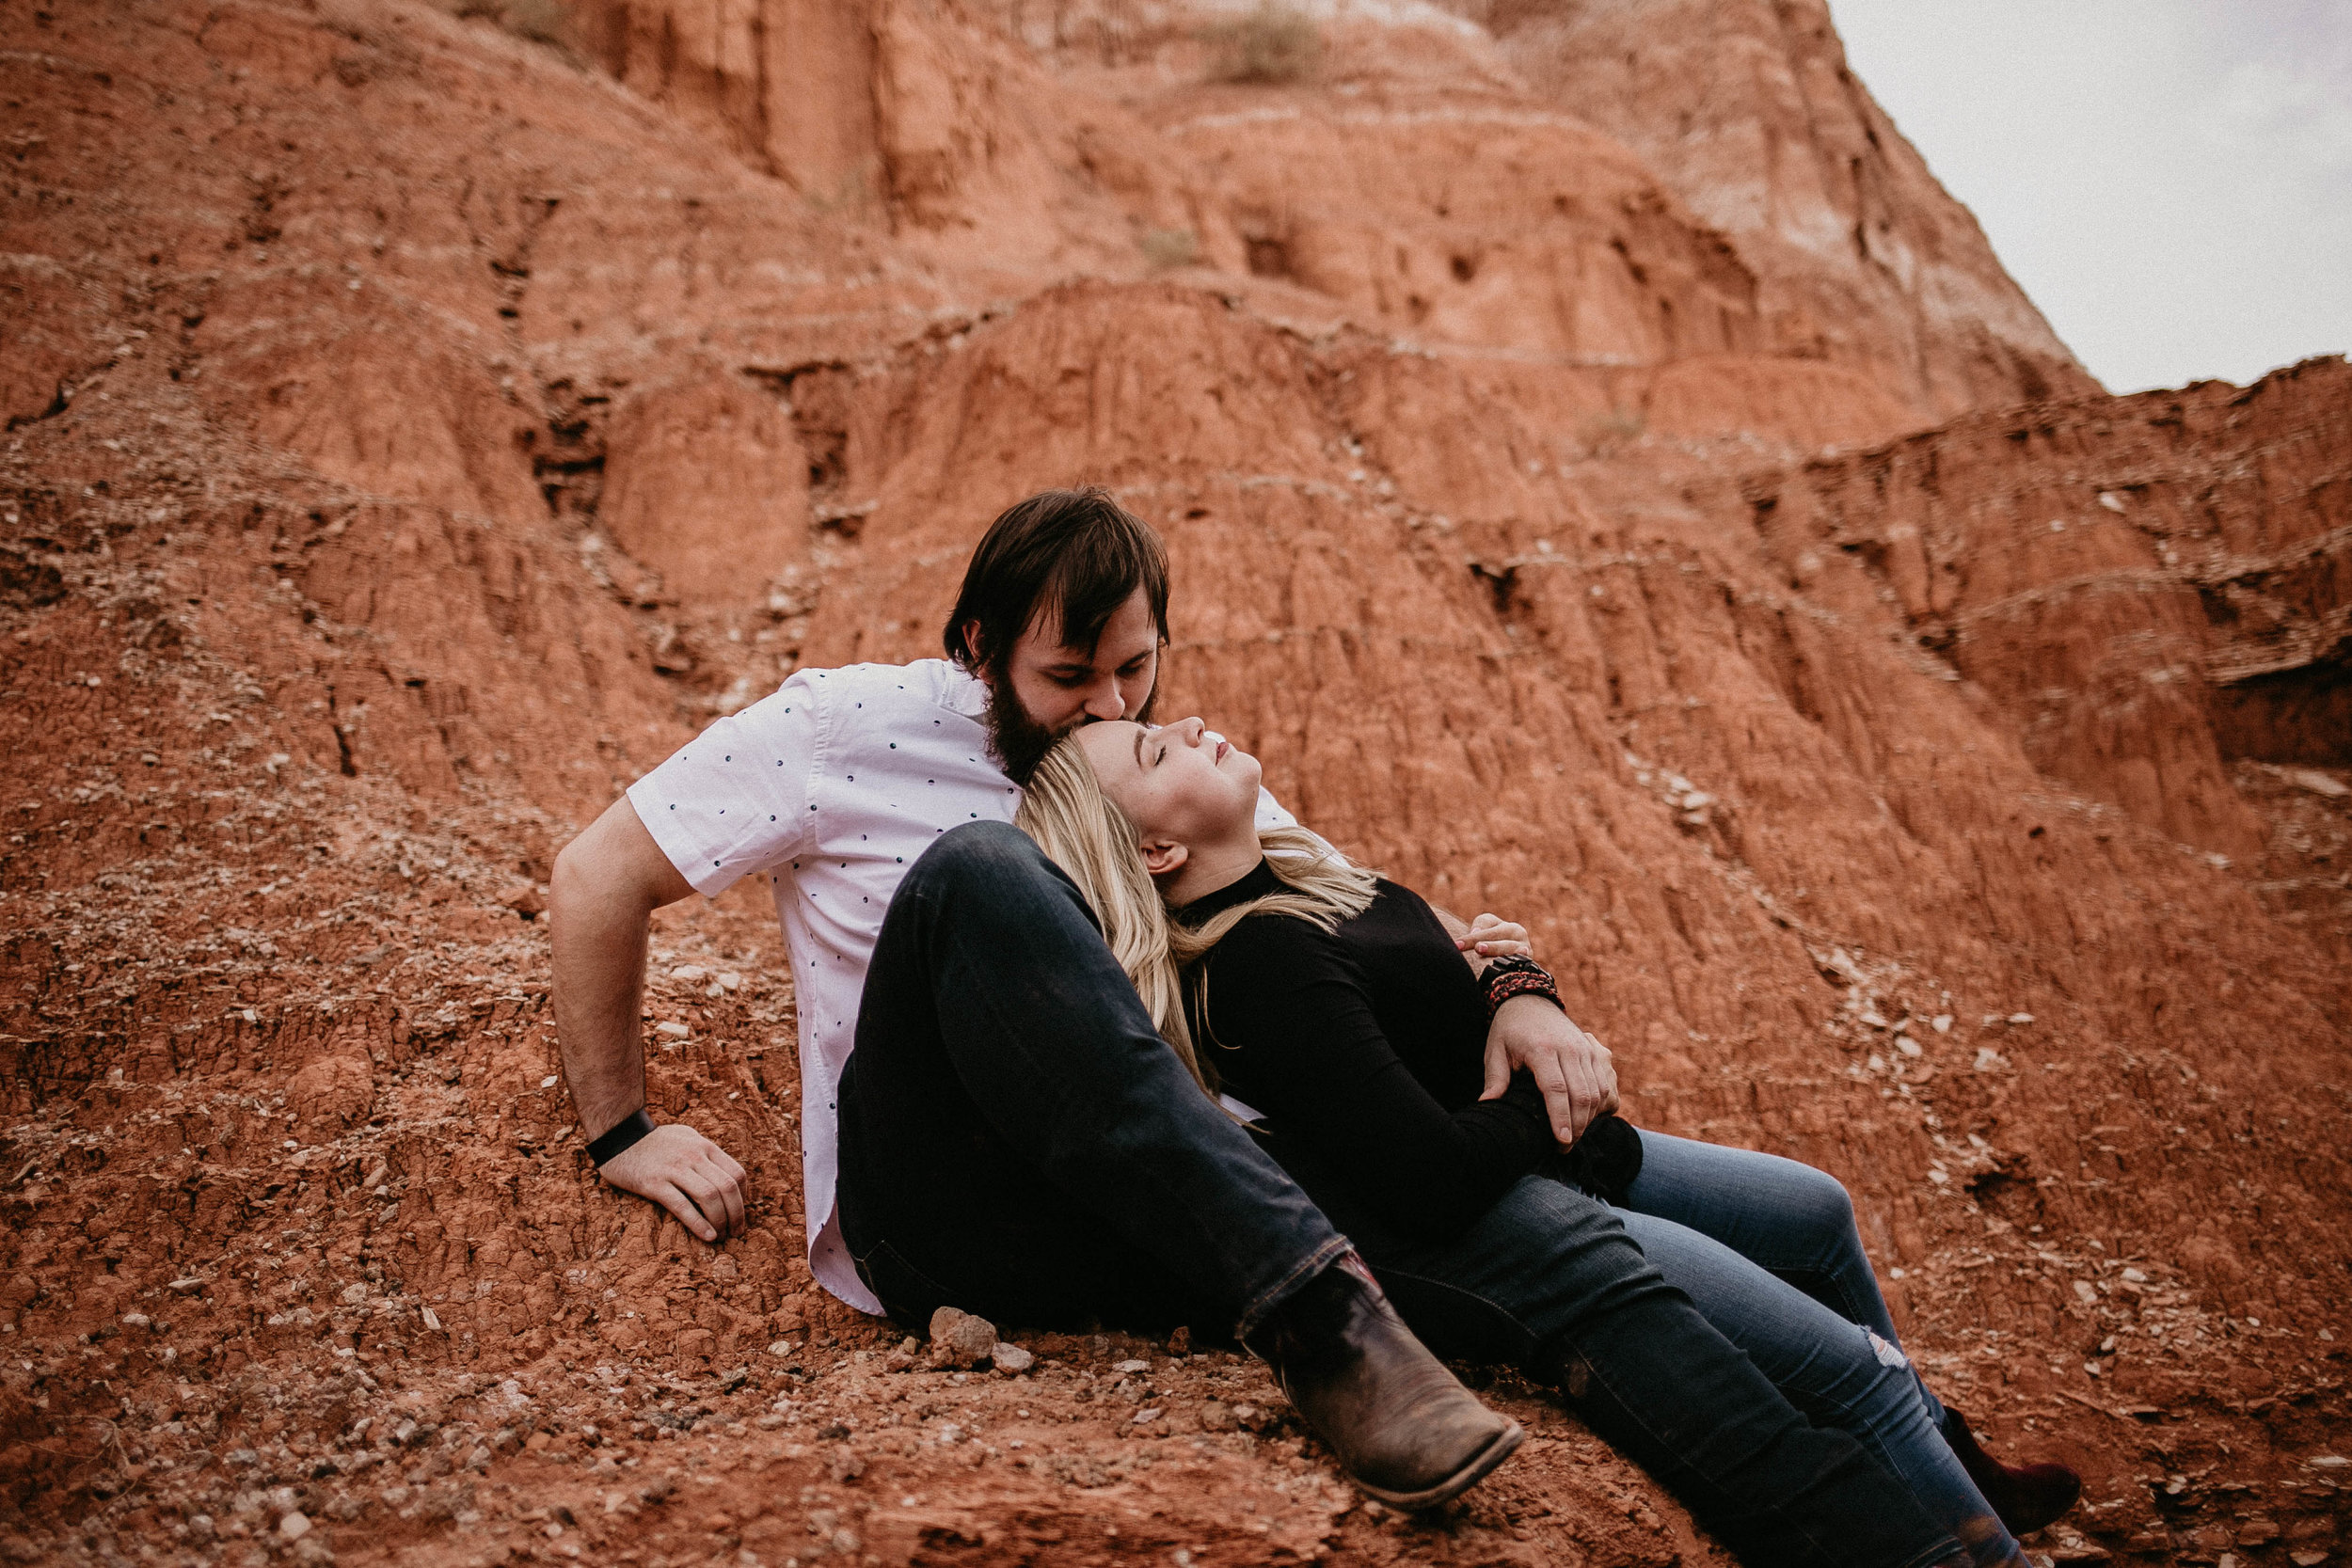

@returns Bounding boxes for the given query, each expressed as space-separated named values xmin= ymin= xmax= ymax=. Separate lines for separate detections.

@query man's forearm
xmin=551 ymin=877 xmax=654 ymax=1140
xmin=546 ymin=798 xmax=742 ymax=1240
xmin=549 ymin=800 xmax=691 ymax=1141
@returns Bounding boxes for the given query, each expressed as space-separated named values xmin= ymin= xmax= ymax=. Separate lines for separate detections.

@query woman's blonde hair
xmin=1014 ymin=731 xmax=1378 ymax=1099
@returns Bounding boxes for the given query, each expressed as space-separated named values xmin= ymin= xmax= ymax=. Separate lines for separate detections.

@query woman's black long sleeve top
xmin=1175 ymin=859 xmax=1556 ymax=1241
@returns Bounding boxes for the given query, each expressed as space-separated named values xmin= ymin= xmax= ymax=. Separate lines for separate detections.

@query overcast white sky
xmin=1828 ymin=0 xmax=2352 ymax=395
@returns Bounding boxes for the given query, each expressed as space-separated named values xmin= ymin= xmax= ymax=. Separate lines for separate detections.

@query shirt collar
xmin=943 ymin=662 xmax=992 ymax=720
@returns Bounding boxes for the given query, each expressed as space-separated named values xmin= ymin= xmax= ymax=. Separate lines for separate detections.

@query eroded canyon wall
xmin=1469 ymin=0 xmax=2102 ymax=420
xmin=2 ymin=1 xmax=2346 ymax=1565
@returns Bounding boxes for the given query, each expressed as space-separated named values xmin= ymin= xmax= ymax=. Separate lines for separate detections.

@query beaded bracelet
xmin=1481 ymin=954 xmax=1565 ymax=1019
xmin=586 ymin=1107 xmax=657 ymax=1167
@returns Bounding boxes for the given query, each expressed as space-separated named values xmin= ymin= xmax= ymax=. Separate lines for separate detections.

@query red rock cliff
xmin=0 ymin=0 xmax=2344 ymax=1563
xmin=1474 ymin=0 xmax=2102 ymax=419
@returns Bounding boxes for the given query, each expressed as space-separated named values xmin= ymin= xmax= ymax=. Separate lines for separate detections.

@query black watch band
xmin=587 ymin=1107 xmax=657 ymax=1166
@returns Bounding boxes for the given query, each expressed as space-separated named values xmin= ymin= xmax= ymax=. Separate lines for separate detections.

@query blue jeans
xmin=1329 ymin=1165 xmax=1966 ymax=1568
xmin=841 ymin=825 xmax=1966 ymax=1568
xmin=1616 ymin=1132 xmax=2021 ymax=1568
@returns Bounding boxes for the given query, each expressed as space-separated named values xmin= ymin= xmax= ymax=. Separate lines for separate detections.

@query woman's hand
xmin=1454 ymin=912 xmax=1533 ymax=974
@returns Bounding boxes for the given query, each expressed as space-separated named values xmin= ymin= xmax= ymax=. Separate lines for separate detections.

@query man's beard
xmin=981 ymin=663 xmax=1158 ymax=784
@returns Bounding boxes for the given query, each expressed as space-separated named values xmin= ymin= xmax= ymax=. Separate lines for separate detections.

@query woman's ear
xmin=1139 ymin=838 xmax=1190 ymax=879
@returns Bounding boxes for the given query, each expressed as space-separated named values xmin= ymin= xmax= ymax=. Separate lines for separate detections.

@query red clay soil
xmin=2 ymin=2 xmax=2347 ymax=1566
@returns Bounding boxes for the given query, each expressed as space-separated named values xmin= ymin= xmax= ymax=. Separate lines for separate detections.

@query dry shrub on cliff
xmin=1200 ymin=3 xmax=1323 ymax=84
xmin=1581 ymin=404 xmax=1647 ymax=456
xmin=1140 ymin=226 xmax=1200 ymax=269
xmin=439 ymin=0 xmax=572 ymax=51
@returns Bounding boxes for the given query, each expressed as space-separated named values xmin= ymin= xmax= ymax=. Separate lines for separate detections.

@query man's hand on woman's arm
xmin=1435 ymin=901 xmax=1615 ymax=1144
xmin=1432 ymin=908 xmax=1534 ymax=975
xmin=1481 ymin=997 xmax=1618 ymax=1148
xmin=550 ymin=797 xmax=749 ymax=1243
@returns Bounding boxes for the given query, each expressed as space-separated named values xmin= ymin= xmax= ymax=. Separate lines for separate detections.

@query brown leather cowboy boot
xmin=1244 ymin=1253 xmax=1523 ymax=1509
xmin=1942 ymin=1406 xmax=2081 ymax=1535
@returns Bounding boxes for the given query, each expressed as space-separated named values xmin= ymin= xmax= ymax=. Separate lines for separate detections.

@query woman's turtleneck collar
xmin=1170 ymin=856 xmax=1280 ymax=927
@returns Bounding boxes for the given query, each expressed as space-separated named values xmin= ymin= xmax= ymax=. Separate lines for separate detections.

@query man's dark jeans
xmin=834 ymin=823 xmax=1963 ymax=1568
xmin=835 ymin=820 xmax=1348 ymax=1337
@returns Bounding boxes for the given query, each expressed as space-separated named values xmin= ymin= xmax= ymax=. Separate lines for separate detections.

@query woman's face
xmin=1075 ymin=718 xmax=1263 ymax=848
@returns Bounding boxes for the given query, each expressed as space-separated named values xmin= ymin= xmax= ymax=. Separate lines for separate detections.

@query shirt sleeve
xmin=626 ymin=673 xmax=822 ymax=897
xmin=1201 ymin=918 xmax=1554 ymax=1240
xmin=1255 ymin=788 xmax=1346 ymax=866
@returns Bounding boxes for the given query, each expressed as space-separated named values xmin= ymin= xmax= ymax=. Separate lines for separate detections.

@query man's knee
xmin=899 ymin=819 xmax=1104 ymax=942
xmin=904 ymin=818 xmax=1053 ymax=895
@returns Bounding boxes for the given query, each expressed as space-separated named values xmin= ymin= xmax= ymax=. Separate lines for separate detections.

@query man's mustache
xmin=981 ymin=668 xmax=1159 ymax=782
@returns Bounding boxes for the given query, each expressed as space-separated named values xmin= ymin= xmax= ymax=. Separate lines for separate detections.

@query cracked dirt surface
xmin=2 ymin=1 xmax=2348 ymax=1565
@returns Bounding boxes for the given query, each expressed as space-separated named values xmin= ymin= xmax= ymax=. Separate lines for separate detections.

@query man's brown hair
xmin=943 ymin=488 xmax=1170 ymax=674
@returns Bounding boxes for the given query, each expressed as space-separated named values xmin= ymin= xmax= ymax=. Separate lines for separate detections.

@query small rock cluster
xmin=898 ymin=1306 xmax=1036 ymax=1373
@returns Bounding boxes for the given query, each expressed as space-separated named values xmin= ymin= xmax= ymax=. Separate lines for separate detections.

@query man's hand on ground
xmin=597 ymin=1123 xmax=749 ymax=1243
xmin=1480 ymin=996 xmax=1619 ymax=1148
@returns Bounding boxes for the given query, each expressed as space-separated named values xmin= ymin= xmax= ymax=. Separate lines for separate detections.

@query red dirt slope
xmin=1 ymin=2 xmax=2345 ymax=1566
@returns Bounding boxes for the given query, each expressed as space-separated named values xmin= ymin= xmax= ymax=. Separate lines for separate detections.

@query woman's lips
xmin=1215 ymin=738 xmax=1230 ymax=762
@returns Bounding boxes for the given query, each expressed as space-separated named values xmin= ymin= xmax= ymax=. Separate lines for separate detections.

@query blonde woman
xmin=1017 ymin=719 xmax=2077 ymax=1568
